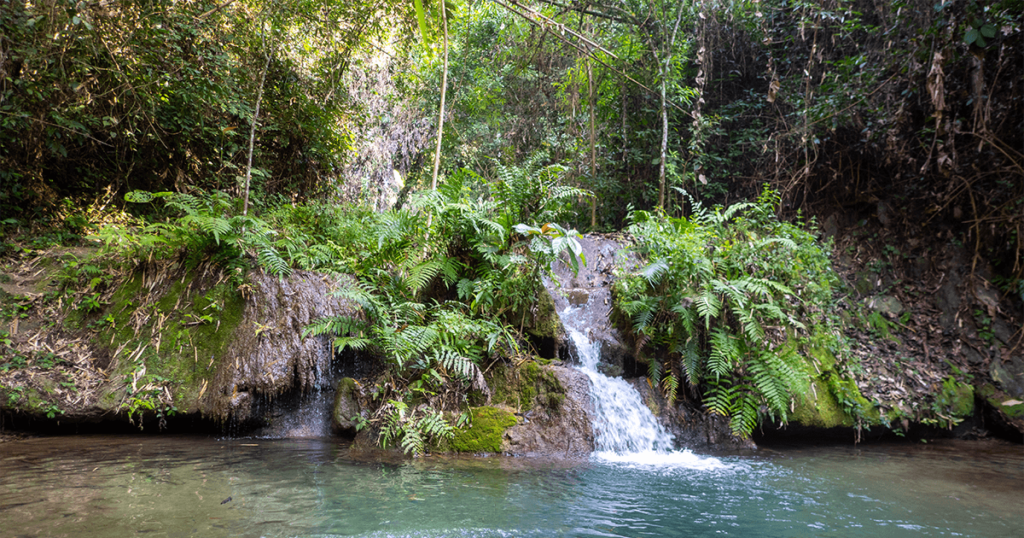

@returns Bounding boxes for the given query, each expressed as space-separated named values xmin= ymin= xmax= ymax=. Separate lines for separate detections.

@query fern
xmin=662 ymin=372 xmax=679 ymax=407
xmin=708 ymin=328 xmax=739 ymax=379
xmin=704 ymin=380 xmax=736 ymax=418
xmin=681 ymin=339 xmax=702 ymax=387
xmin=694 ymin=290 xmax=722 ymax=328
xmin=614 ymin=185 xmax=846 ymax=438
xmin=400 ymin=427 xmax=424 ymax=456
xmin=647 ymin=358 xmax=662 ymax=386
xmin=640 ymin=260 xmax=669 ymax=285
xmin=435 ymin=349 xmax=477 ymax=381
xmin=729 ymin=391 xmax=759 ymax=437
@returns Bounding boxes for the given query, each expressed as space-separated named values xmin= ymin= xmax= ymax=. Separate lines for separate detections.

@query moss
xmin=807 ymin=345 xmax=837 ymax=371
xmin=791 ymin=378 xmax=855 ymax=428
xmin=449 ymin=406 xmax=517 ymax=453
xmin=155 ymin=281 xmax=185 ymax=312
xmin=788 ymin=343 xmax=881 ymax=429
xmin=977 ymin=383 xmax=1024 ymax=419
xmin=1002 ymin=401 xmax=1024 ymax=419
xmin=91 ymin=267 xmax=246 ymax=415
xmin=526 ymin=289 xmax=559 ymax=339
xmin=518 ymin=361 xmax=542 ymax=404
xmin=486 ymin=360 xmax=565 ymax=413
xmin=935 ymin=376 xmax=974 ymax=417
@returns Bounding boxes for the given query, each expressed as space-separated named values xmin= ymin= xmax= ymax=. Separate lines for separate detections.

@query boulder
xmin=503 ymin=366 xmax=595 ymax=457
xmin=331 ymin=378 xmax=361 ymax=437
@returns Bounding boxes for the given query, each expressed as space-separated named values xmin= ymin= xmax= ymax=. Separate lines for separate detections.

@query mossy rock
xmin=525 ymin=288 xmax=559 ymax=340
xmin=332 ymin=377 xmax=361 ymax=437
xmin=935 ymin=377 xmax=974 ymax=418
xmin=791 ymin=378 xmax=856 ymax=428
xmin=807 ymin=345 xmax=837 ymax=371
xmin=789 ymin=345 xmax=879 ymax=429
xmin=92 ymin=267 xmax=245 ymax=415
xmin=449 ymin=406 xmax=518 ymax=453
xmin=978 ymin=383 xmax=1024 ymax=419
xmin=487 ymin=360 xmax=565 ymax=413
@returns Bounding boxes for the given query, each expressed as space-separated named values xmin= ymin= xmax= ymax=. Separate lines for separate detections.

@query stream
xmin=1 ymin=435 xmax=1021 ymax=537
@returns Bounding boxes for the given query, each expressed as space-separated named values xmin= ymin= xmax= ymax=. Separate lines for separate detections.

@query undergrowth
xmin=614 ymin=186 xmax=851 ymax=437
xmin=89 ymin=162 xmax=586 ymax=453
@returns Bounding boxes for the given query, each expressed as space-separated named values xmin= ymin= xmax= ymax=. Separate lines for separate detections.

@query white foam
xmin=593 ymin=449 xmax=730 ymax=471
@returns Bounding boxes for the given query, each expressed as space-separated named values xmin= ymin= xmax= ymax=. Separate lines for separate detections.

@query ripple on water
xmin=0 ymin=436 xmax=1021 ymax=538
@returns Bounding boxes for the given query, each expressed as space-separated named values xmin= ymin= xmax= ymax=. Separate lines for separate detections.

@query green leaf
xmin=413 ymin=0 xmax=430 ymax=47
xmin=125 ymin=190 xmax=154 ymax=203
xmin=964 ymin=28 xmax=979 ymax=45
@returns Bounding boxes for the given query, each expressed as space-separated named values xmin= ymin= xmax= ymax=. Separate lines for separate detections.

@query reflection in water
xmin=1 ymin=436 xmax=1021 ymax=537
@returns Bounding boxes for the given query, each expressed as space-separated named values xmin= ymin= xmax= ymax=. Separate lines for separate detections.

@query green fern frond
xmin=435 ymin=349 xmax=476 ymax=380
xmin=682 ymin=339 xmax=702 ymax=386
xmin=400 ymin=427 xmax=424 ymax=455
xmin=404 ymin=259 xmax=443 ymax=296
xmin=708 ymin=328 xmax=739 ymax=379
xmin=729 ymin=391 xmax=759 ymax=437
xmin=662 ymin=372 xmax=679 ymax=407
xmin=303 ymin=315 xmax=368 ymax=339
xmin=648 ymin=359 xmax=662 ymax=386
xmin=717 ymin=202 xmax=756 ymax=223
xmin=754 ymin=237 xmax=798 ymax=251
xmin=695 ymin=291 xmax=722 ymax=328
xmin=640 ymin=260 xmax=669 ymax=285
xmin=704 ymin=380 xmax=736 ymax=417
xmin=257 ymin=247 xmax=292 ymax=277
xmin=735 ymin=306 xmax=764 ymax=341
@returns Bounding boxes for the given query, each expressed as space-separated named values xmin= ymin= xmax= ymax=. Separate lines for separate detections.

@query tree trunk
xmin=588 ymin=59 xmax=597 ymax=229
xmin=658 ymin=62 xmax=668 ymax=210
xmin=430 ymin=6 xmax=449 ymax=192
xmin=655 ymin=1 xmax=685 ymax=211
xmin=243 ymin=51 xmax=270 ymax=217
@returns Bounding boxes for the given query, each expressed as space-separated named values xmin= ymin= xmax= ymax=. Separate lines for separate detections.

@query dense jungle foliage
xmin=1 ymin=0 xmax=1021 ymax=448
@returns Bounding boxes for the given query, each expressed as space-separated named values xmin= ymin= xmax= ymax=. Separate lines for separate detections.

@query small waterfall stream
xmin=550 ymin=235 xmax=724 ymax=468
xmin=566 ymin=326 xmax=674 ymax=453
xmin=248 ymin=338 xmax=337 ymax=438
xmin=561 ymin=306 xmax=723 ymax=469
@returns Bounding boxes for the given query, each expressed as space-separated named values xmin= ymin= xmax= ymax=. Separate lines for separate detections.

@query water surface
xmin=1 ymin=436 xmax=1020 ymax=537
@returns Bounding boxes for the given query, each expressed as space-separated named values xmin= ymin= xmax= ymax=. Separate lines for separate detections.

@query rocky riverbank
xmin=1 ymin=229 xmax=1021 ymax=451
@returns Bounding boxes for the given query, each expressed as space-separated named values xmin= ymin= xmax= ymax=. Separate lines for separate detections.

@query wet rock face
xmin=628 ymin=378 xmax=753 ymax=451
xmin=547 ymin=234 xmax=636 ymax=375
xmin=503 ymin=366 xmax=595 ymax=457
xmin=206 ymin=270 xmax=356 ymax=422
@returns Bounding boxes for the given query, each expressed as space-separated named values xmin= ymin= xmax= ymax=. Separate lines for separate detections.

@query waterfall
xmin=561 ymin=305 xmax=725 ymax=469
xmin=567 ymin=325 xmax=674 ymax=453
xmin=549 ymin=235 xmax=725 ymax=469
xmin=248 ymin=338 xmax=337 ymax=438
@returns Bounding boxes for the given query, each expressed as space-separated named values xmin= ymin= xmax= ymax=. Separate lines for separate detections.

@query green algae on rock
xmin=449 ymin=406 xmax=518 ymax=453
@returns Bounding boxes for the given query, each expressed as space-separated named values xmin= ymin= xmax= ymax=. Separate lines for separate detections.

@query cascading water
xmin=561 ymin=306 xmax=723 ymax=469
xmin=566 ymin=326 xmax=674 ymax=454
xmin=549 ymin=235 xmax=724 ymax=468
xmin=249 ymin=338 xmax=337 ymax=438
